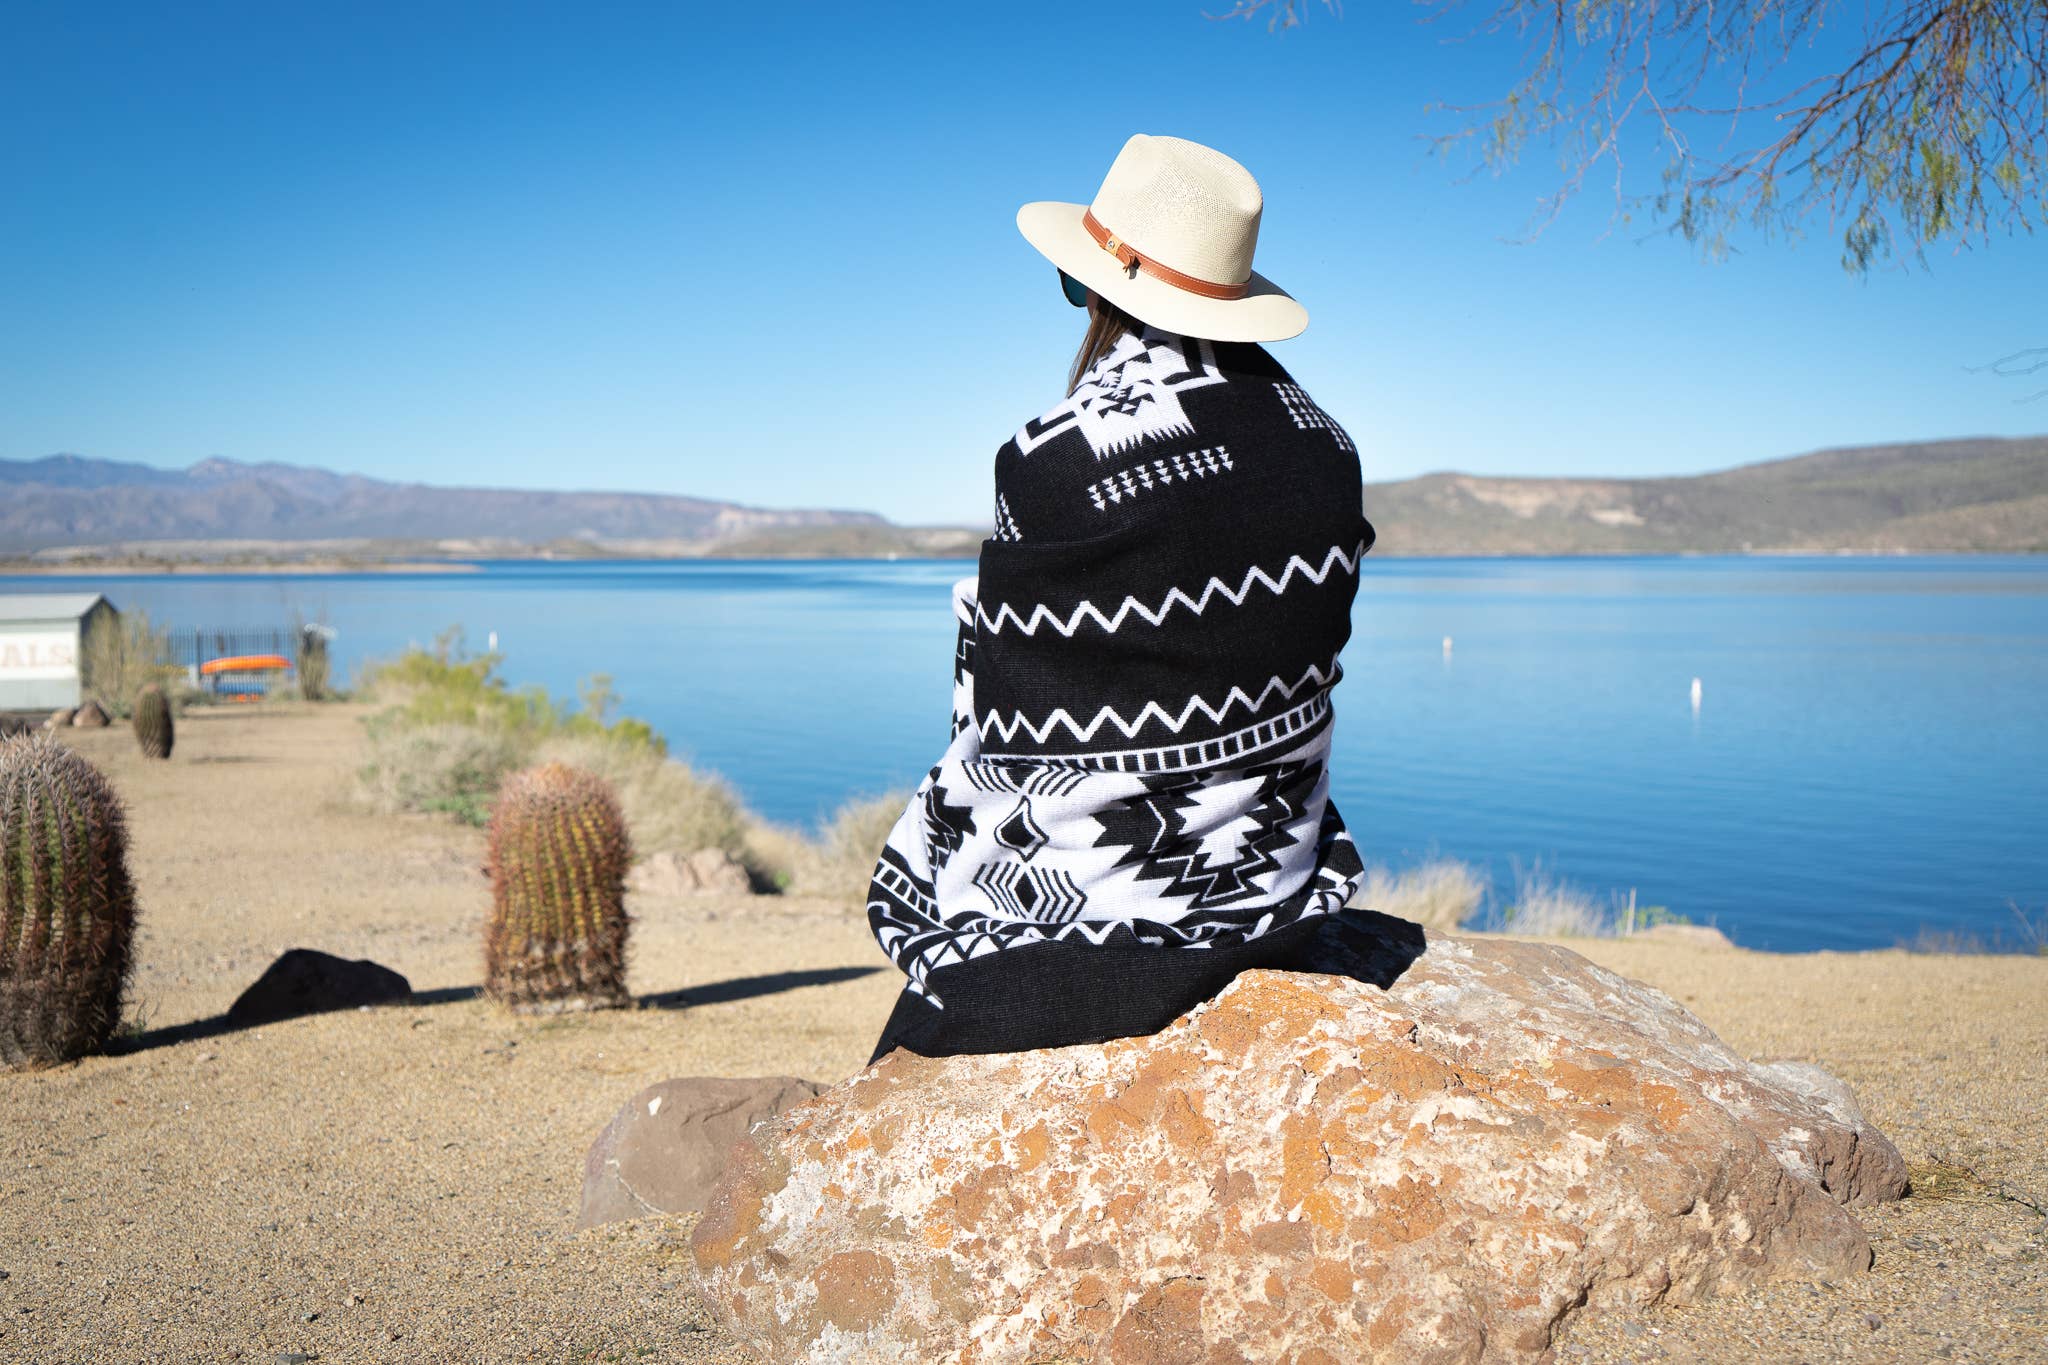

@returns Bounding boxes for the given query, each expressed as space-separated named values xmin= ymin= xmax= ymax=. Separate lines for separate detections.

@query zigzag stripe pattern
xmin=978 ymin=659 xmax=1341 ymax=747
xmin=980 ymin=691 xmax=1330 ymax=773
xmin=975 ymin=539 xmax=1367 ymax=639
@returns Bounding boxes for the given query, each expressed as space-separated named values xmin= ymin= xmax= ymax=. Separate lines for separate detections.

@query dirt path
xmin=1 ymin=706 xmax=2041 ymax=1362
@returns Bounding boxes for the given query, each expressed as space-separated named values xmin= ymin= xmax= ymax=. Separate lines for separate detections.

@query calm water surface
xmin=12 ymin=555 xmax=2044 ymax=953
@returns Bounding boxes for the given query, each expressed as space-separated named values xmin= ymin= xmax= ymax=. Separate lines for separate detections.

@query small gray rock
xmin=275 ymin=1354 xmax=315 ymax=1364
xmin=577 ymin=1075 xmax=824 ymax=1229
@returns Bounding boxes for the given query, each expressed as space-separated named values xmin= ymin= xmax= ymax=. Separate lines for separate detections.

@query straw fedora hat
xmin=1017 ymin=133 xmax=1306 ymax=343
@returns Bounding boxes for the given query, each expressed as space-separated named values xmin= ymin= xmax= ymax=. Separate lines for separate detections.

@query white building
xmin=0 ymin=593 xmax=119 ymax=712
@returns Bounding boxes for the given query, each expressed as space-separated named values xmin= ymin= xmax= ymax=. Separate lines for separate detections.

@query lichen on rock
xmin=691 ymin=924 xmax=1907 ymax=1363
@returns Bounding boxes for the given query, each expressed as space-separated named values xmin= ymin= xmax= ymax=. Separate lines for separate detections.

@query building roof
xmin=0 ymin=593 xmax=115 ymax=623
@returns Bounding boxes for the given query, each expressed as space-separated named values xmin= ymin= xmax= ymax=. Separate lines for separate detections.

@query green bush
xmin=356 ymin=719 xmax=529 ymax=826
xmin=355 ymin=636 xmax=663 ymax=756
xmin=352 ymin=628 xmax=910 ymax=906
xmin=354 ymin=635 xmax=671 ymax=830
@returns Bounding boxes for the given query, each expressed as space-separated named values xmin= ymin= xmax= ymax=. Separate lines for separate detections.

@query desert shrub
xmin=355 ymin=636 xmax=662 ymax=756
xmin=353 ymin=633 xmax=667 ymax=823
xmin=534 ymin=735 xmax=751 ymax=861
xmin=1351 ymin=858 xmax=1486 ymax=931
xmin=80 ymin=609 xmax=180 ymax=717
xmin=757 ymin=791 xmax=908 ymax=903
xmin=356 ymin=718 xmax=529 ymax=826
xmin=1490 ymin=862 xmax=1614 ymax=937
xmin=1901 ymin=902 xmax=2047 ymax=956
xmin=294 ymin=620 xmax=333 ymax=702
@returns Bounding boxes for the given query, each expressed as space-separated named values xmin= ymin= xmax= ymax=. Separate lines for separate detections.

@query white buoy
xmin=1690 ymin=677 xmax=1703 ymax=711
xmin=488 ymin=631 xmax=499 ymax=652
xmin=1442 ymin=635 xmax=1454 ymax=657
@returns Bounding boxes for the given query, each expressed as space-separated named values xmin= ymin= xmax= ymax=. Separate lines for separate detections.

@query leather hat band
xmin=1081 ymin=209 xmax=1250 ymax=301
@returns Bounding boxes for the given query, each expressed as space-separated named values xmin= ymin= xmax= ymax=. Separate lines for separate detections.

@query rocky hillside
xmin=1364 ymin=435 xmax=2048 ymax=555
xmin=8 ymin=435 xmax=2044 ymax=560
xmin=0 ymin=454 xmax=885 ymax=554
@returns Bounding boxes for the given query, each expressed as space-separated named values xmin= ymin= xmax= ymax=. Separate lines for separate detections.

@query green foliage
xmin=132 ymin=684 xmax=174 ymax=760
xmin=354 ymin=633 xmax=664 ymax=756
xmin=484 ymin=762 xmax=632 ymax=1012
xmin=1406 ymin=0 xmax=2048 ymax=272
xmin=353 ymin=632 xmax=668 ymax=826
xmin=0 ymin=734 xmax=138 ymax=1068
xmin=356 ymin=719 xmax=529 ymax=825
xmin=353 ymin=626 xmax=900 ymax=905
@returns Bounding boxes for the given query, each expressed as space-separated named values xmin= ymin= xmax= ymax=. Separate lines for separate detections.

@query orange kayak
xmin=199 ymin=654 xmax=292 ymax=676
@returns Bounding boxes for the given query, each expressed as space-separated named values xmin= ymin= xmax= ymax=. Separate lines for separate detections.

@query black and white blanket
xmin=866 ymin=325 xmax=1375 ymax=1049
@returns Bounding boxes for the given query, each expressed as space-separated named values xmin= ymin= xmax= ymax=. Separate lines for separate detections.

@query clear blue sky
xmin=4 ymin=2 xmax=2042 ymax=525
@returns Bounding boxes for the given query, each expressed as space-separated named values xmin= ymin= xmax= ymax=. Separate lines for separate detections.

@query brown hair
xmin=1068 ymin=293 xmax=1146 ymax=393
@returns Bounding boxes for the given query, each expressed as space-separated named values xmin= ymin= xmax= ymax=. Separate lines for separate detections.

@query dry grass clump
xmin=355 ymin=720 xmax=529 ymax=826
xmin=1351 ymin=858 xmax=1486 ymax=930
xmin=742 ymin=791 xmax=909 ymax=902
xmin=1494 ymin=862 xmax=1616 ymax=937
xmin=533 ymin=735 xmax=751 ymax=863
xmin=1901 ymin=902 xmax=2047 ymax=956
xmin=80 ymin=609 xmax=183 ymax=718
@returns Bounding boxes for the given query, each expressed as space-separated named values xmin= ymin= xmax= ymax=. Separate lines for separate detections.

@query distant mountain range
xmin=0 ymin=453 xmax=885 ymax=555
xmin=4 ymin=436 xmax=2044 ymax=562
xmin=1361 ymin=435 xmax=2048 ymax=555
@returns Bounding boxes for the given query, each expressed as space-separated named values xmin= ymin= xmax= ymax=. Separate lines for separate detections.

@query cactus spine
xmin=133 ymin=684 xmax=174 ymax=760
xmin=0 ymin=734 xmax=138 ymax=1068
xmin=484 ymin=762 xmax=631 ymax=1013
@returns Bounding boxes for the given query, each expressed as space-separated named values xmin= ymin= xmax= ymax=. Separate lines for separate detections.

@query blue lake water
xmin=10 ymin=556 xmax=2045 ymax=953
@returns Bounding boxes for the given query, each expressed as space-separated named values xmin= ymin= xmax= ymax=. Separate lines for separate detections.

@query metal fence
xmin=165 ymin=626 xmax=302 ymax=698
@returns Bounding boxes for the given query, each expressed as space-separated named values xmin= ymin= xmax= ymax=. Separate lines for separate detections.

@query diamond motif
xmin=994 ymin=798 xmax=1048 ymax=860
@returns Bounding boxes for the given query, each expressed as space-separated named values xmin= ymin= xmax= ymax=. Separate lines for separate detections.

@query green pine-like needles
xmin=1 ymin=733 xmax=138 ymax=1068
xmin=484 ymin=762 xmax=632 ymax=1013
xmin=133 ymin=684 xmax=174 ymax=760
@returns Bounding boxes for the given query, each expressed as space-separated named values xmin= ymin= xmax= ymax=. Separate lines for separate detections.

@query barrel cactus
xmin=484 ymin=762 xmax=631 ymax=1013
xmin=1 ymin=734 xmax=138 ymax=1068
xmin=132 ymin=684 xmax=174 ymax=760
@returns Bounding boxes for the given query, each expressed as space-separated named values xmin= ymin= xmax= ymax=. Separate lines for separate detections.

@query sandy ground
xmin=1 ymin=705 xmax=2042 ymax=1364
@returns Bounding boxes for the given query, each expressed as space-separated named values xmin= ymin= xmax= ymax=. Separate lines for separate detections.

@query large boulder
xmin=692 ymin=928 xmax=1906 ymax=1364
xmin=579 ymin=1075 xmax=827 ymax=1230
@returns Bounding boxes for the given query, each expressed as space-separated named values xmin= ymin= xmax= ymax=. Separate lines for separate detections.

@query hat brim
xmin=1017 ymin=200 xmax=1307 ymax=343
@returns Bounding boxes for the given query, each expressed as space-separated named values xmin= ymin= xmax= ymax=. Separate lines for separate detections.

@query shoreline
xmin=5 ymin=546 xmax=2044 ymax=576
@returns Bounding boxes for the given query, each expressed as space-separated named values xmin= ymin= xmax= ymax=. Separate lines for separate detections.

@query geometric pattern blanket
xmin=867 ymin=325 xmax=1376 ymax=1006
